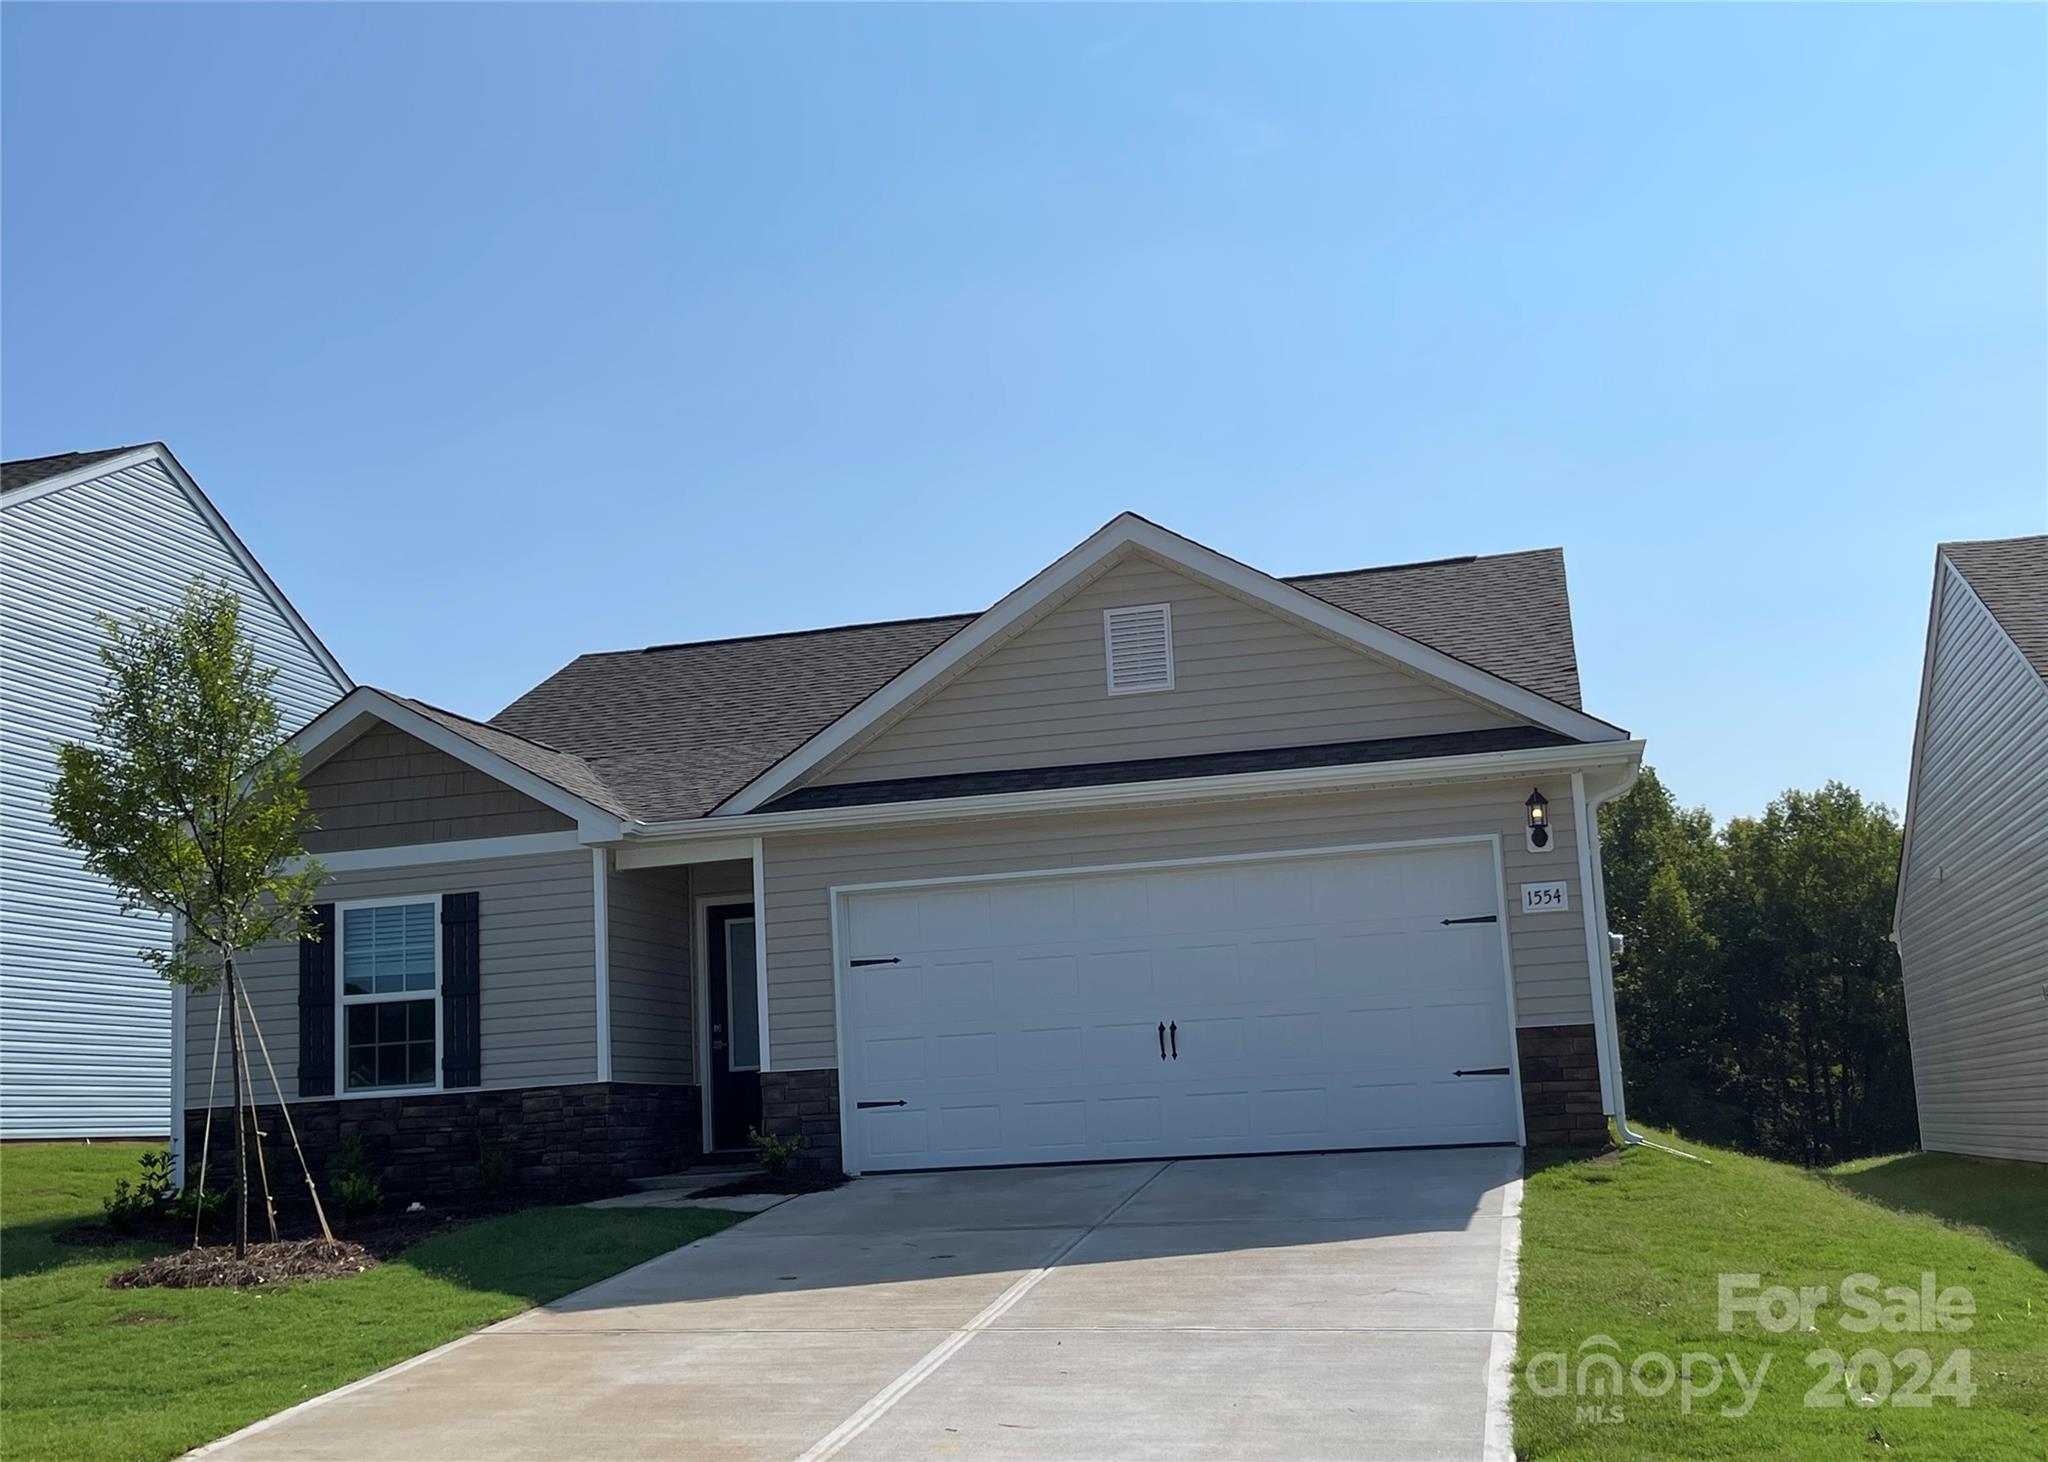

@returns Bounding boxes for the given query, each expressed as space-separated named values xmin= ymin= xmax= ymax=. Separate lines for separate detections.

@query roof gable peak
xmin=710 ymin=514 xmax=1623 ymax=817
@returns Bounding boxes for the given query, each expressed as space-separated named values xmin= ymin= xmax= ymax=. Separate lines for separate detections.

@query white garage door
xmin=837 ymin=843 xmax=1522 ymax=1173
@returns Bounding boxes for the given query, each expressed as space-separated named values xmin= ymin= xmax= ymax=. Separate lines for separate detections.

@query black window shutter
xmin=297 ymin=904 xmax=336 ymax=1098
xmin=442 ymin=892 xmax=481 ymax=1088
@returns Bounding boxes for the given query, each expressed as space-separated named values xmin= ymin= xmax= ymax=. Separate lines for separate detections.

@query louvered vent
xmin=1103 ymin=603 xmax=1175 ymax=695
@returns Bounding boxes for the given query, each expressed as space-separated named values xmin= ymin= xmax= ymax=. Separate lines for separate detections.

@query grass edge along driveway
xmin=2 ymin=1142 xmax=739 ymax=1462
xmin=1513 ymin=1129 xmax=2047 ymax=1460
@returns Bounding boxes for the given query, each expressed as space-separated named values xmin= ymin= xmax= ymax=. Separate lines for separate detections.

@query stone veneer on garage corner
xmin=758 ymin=1068 xmax=844 ymax=1174
xmin=183 ymin=1082 xmax=700 ymax=1208
xmin=1516 ymin=1023 xmax=1609 ymax=1147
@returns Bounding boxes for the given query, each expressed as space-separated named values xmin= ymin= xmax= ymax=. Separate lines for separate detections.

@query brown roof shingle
xmin=2 ymin=444 xmax=153 ymax=493
xmin=1942 ymin=535 xmax=2048 ymax=685
xmin=492 ymin=547 xmax=1594 ymax=822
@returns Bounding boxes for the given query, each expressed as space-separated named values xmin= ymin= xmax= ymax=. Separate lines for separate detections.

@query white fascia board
xmin=0 ymin=445 xmax=164 ymax=509
xmin=292 ymin=688 xmax=626 ymax=841
xmin=152 ymin=446 xmax=354 ymax=694
xmin=636 ymin=738 xmax=1646 ymax=847
xmin=4 ymin=444 xmax=354 ymax=694
xmin=714 ymin=513 xmax=1626 ymax=815
xmin=297 ymin=830 xmax=587 ymax=872
xmin=614 ymin=835 xmax=762 ymax=870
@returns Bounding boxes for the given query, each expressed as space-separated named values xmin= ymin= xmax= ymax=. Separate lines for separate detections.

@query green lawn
xmin=1514 ymin=1130 xmax=2048 ymax=1459
xmin=1 ymin=1142 xmax=739 ymax=1461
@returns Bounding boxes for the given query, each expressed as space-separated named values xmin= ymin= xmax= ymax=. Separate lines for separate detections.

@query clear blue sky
xmin=5 ymin=4 xmax=2042 ymax=820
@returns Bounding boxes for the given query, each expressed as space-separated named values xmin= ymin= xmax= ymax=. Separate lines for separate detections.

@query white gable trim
xmin=293 ymin=687 xmax=625 ymax=840
xmin=714 ymin=513 xmax=1626 ymax=815
xmin=643 ymin=737 xmax=1644 ymax=842
xmin=2 ymin=444 xmax=353 ymax=693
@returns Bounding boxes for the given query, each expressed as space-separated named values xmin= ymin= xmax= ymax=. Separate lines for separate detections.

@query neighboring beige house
xmin=1894 ymin=534 xmax=2048 ymax=1165
xmin=176 ymin=514 xmax=1643 ymax=1196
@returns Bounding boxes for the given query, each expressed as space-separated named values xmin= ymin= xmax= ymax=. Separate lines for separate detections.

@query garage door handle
xmin=1169 ymin=1021 xmax=1178 ymax=1059
xmin=1158 ymin=1022 xmax=1167 ymax=1060
xmin=850 ymin=957 xmax=901 ymax=967
xmin=1453 ymin=1067 xmax=1511 ymax=1077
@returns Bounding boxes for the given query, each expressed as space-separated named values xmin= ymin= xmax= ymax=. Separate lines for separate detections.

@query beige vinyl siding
xmin=608 ymin=863 xmax=693 ymax=1085
xmin=693 ymin=859 xmax=755 ymax=899
xmin=817 ymin=555 xmax=1515 ymax=786
xmin=760 ymin=776 xmax=1592 ymax=1069
xmin=183 ymin=851 xmax=597 ymax=1104
xmin=1896 ymin=563 xmax=2048 ymax=1163
xmin=303 ymin=725 xmax=573 ymax=853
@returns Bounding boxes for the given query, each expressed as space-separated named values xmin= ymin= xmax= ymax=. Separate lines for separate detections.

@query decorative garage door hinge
xmin=1453 ymin=1067 xmax=1512 ymax=1077
xmin=1440 ymin=915 xmax=1498 ymax=925
xmin=850 ymin=956 xmax=902 ymax=967
xmin=856 ymin=1099 xmax=908 ymax=1109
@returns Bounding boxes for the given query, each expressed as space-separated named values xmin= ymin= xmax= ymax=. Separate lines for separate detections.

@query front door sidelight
xmin=707 ymin=903 xmax=763 ymax=1151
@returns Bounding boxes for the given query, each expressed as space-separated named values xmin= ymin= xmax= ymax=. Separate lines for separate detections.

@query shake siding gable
xmin=815 ymin=556 xmax=1517 ymax=787
xmin=1896 ymin=563 xmax=2048 ymax=1163
xmin=1 ymin=458 xmax=348 ymax=1138
xmin=183 ymin=852 xmax=598 ymax=1105
xmin=760 ymin=776 xmax=1592 ymax=1070
xmin=303 ymin=725 xmax=574 ymax=853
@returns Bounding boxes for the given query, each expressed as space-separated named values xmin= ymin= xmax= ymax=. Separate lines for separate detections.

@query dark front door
xmin=707 ymin=902 xmax=763 ymax=1151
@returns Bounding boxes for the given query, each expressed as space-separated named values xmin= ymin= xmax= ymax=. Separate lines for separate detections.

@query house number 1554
xmin=1521 ymin=882 xmax=1570 ymax=913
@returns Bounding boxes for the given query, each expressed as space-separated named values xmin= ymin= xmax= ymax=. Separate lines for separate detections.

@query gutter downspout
xmin=1578 ymin=768 xmax=1710 ymax=1164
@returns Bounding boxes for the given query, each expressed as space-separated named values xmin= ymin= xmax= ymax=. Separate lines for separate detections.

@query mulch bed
xmin=65 ymin=1191 xmax=548 ymax=1290
xmin=109 ymin=1237 xmax=377 ymax=1290
xmin=693 ymin=1171 xmax=850 ymax=1197
xmin=58 ymin=1193 xmax=531 ymax=1261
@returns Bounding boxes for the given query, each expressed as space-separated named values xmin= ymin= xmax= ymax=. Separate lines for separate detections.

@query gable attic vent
xmin=1103 ymin=603 xmax=1175 ymax=695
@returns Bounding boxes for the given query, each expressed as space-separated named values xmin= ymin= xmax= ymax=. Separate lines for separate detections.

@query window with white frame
xmin=339 ymin=899 xmax=440 ymax=1092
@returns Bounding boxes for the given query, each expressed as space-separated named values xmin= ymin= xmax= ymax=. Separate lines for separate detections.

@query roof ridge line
xmin=397 ymin=692 xmax=577 ymax=757
xmin=588 ymin=549 xmax=1558 ymax=660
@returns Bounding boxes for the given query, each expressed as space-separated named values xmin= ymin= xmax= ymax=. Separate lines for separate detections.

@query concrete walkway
xmin=196 ymin=1147 xmax=1522 ymax=1462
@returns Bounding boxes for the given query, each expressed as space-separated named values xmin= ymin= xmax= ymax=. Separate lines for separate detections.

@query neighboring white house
xmin=1 ymin=443 xmax=350 ymax=1138
xmin=1894 ymin=534 xmax=2047 ymax=1165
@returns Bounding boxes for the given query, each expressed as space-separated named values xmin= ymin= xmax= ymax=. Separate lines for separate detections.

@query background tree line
xmin=1599 ymin=768 xmax=1916 ymax=1165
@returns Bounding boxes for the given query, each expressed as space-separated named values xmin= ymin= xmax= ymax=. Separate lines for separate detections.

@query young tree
xmin=50 ymin=579 xmax=325 ymax=1257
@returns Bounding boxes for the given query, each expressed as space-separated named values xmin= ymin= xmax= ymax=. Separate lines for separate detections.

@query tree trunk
xmin=226 ymin=953 xmax=248 ymax=1259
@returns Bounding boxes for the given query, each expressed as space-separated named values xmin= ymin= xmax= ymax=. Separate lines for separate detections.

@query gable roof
xmin=1 ymin=441 xmax=351 ymax=694
xmin=2 ymin=444 xmax=153 ymax=493
xmin=1941 ymin=535 xmax=2047 ymax=685
xmin=294 ymin=686 xmax=629 ymax=835
xmin=494 ymin=516 xmax=1618 ymax=822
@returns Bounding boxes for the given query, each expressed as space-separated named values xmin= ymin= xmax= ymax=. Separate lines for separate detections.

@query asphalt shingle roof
xmin=1942 ymin=535 xmax=2048 ymax=685
xmin=386 ymin=694 xmax=631 ymax=819
xmin=2 ymin=444 xmax=153 ymax=493
xmin=491 ymin=546 xmax=1592 ymax=822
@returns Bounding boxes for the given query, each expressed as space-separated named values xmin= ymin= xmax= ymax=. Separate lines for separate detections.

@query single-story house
xmin=1894 ymin=534 xmax=2047 ymax=1165
xmin=175 ymin=514 xmax=1642 ymax=1195
xmin=1 ymin=443 xmax=350 ymax=1139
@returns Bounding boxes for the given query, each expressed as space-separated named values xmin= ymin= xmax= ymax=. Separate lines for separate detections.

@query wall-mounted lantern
xmin=1525 ymin=788 xmax=1552 ymax=852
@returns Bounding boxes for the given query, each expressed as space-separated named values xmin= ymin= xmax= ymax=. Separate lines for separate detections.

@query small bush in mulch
xmin=694 ymin=1171 xmax=850 ymax=1198
xmin=109 ymin=1238 xmax=377 ymax=1290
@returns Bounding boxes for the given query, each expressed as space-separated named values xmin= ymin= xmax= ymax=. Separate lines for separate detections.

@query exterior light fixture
xmin=1525 ymin=788 xmax=1552 ymax=852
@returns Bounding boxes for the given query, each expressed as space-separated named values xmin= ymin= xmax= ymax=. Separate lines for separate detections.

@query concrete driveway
xmin=199 ymin=1147 xmax=1522 ymax=1462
